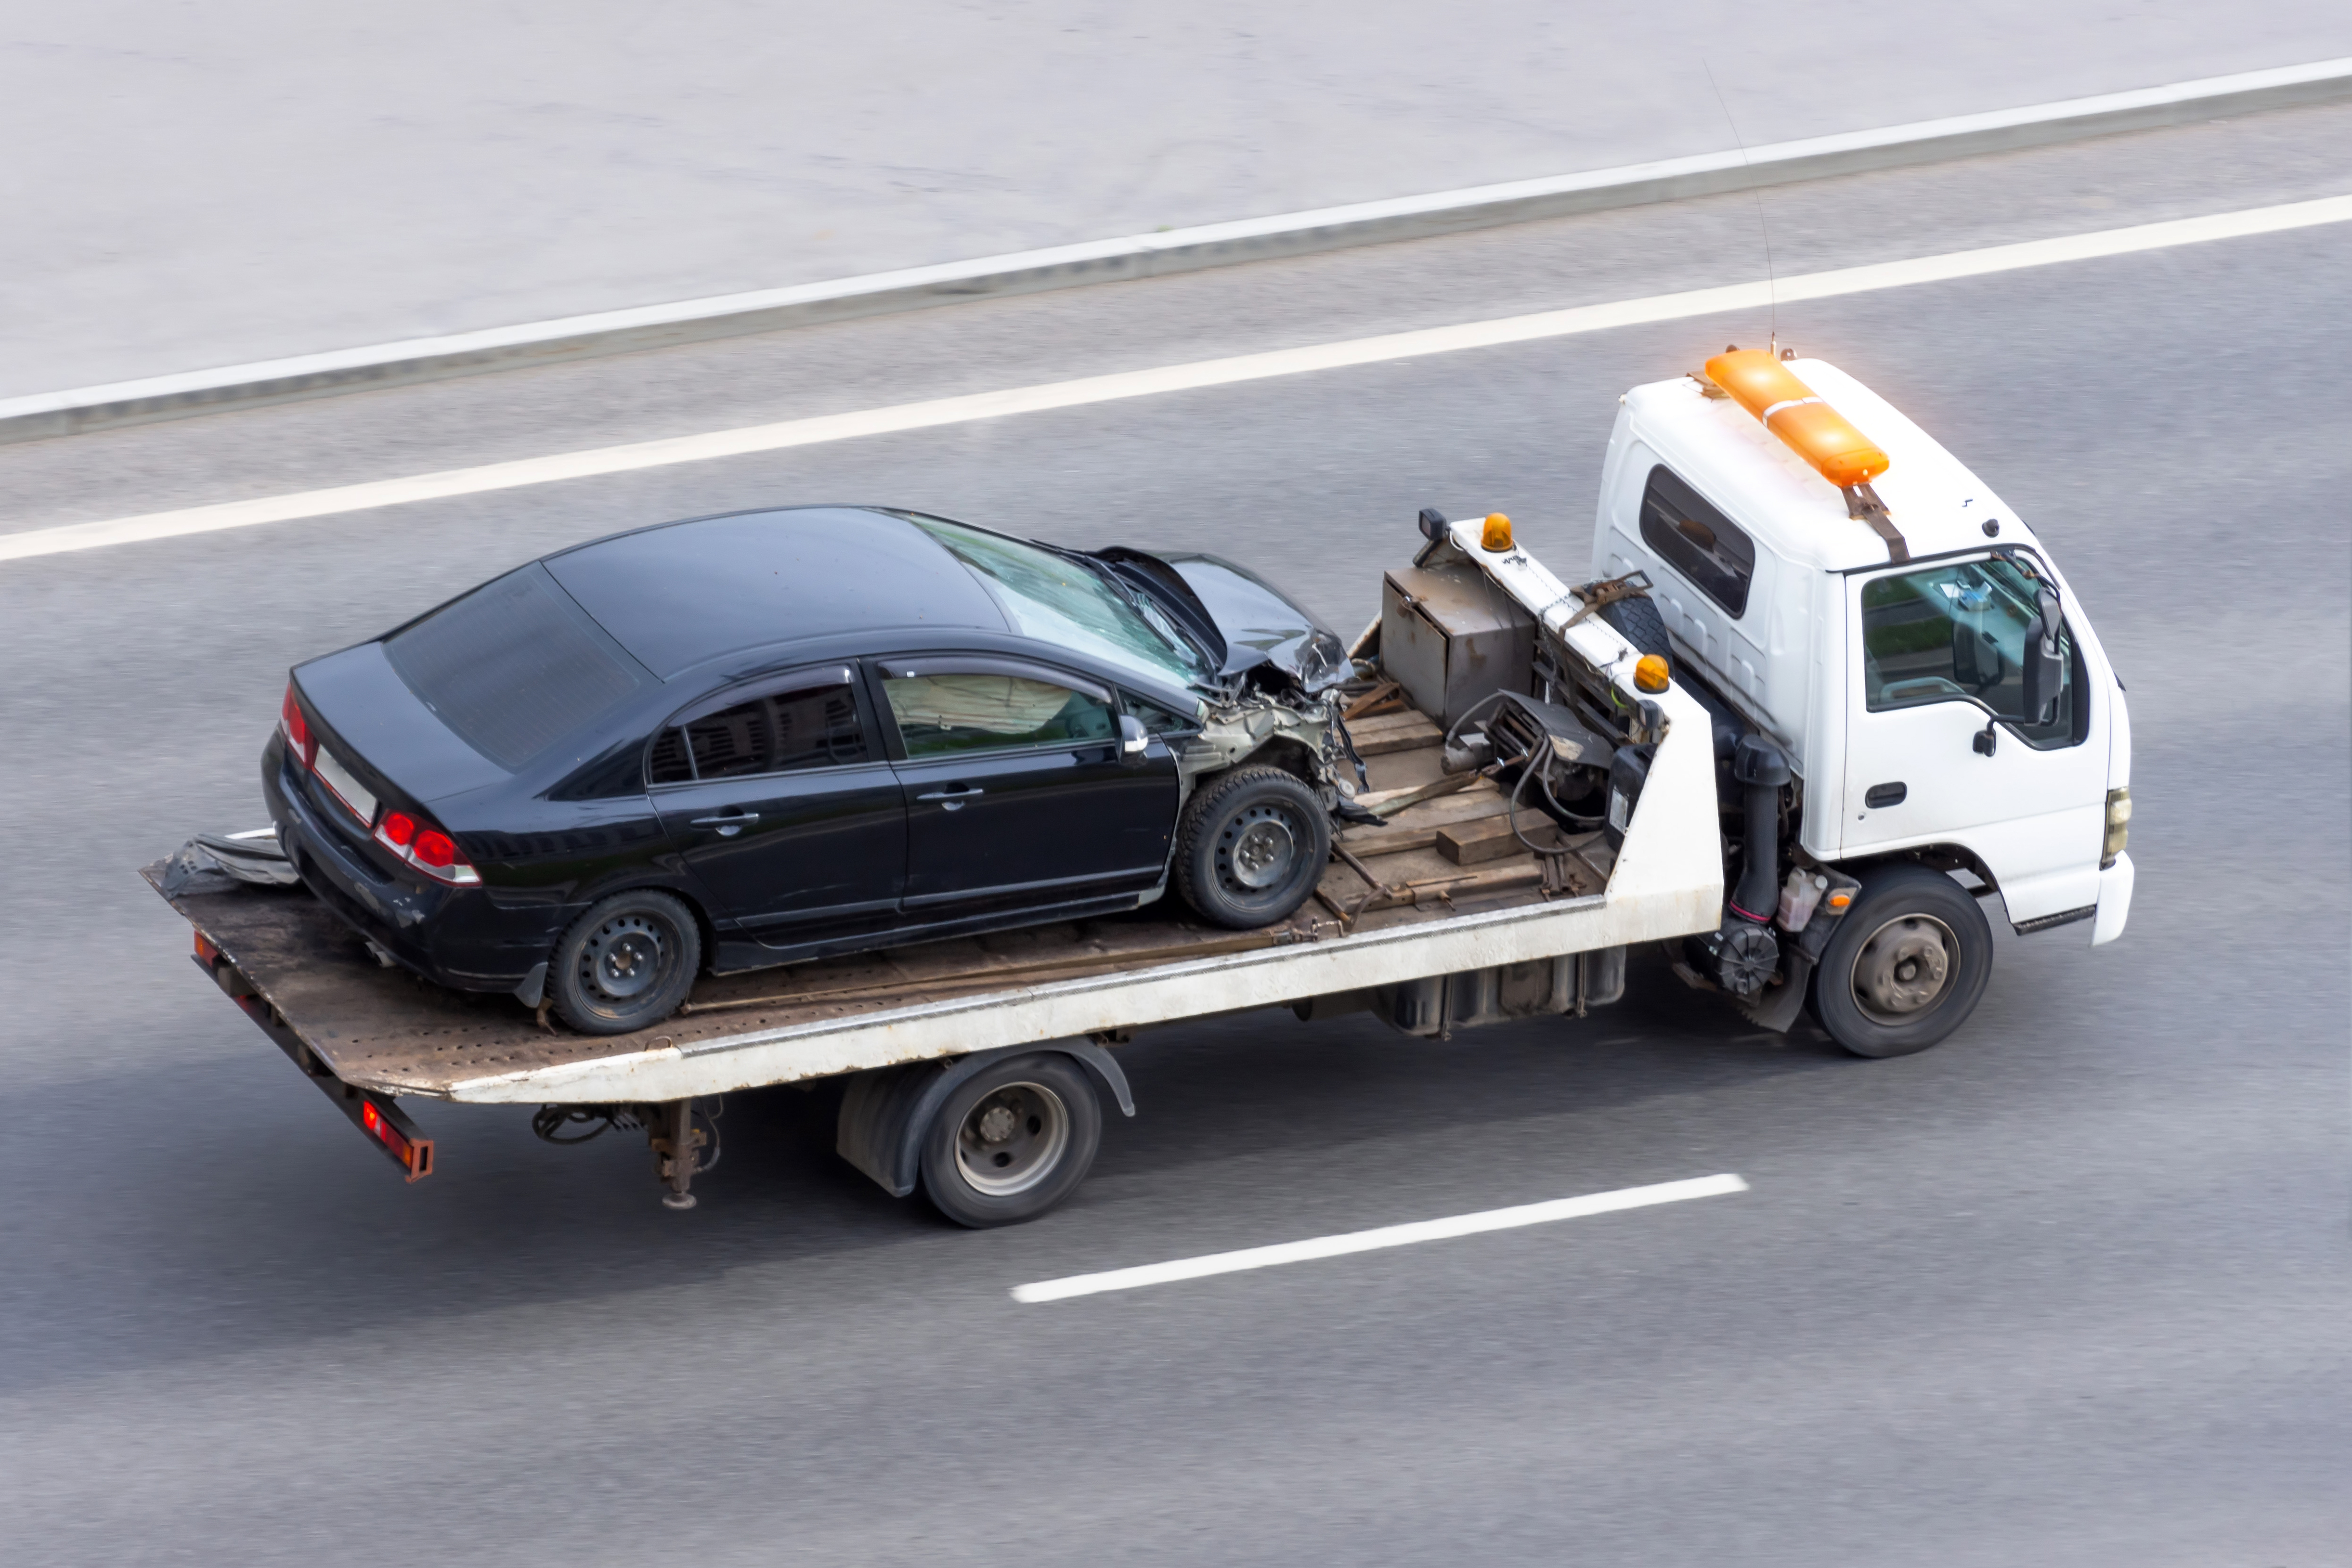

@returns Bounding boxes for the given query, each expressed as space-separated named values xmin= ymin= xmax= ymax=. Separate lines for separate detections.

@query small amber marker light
xmin=1826 ymin=890 xmax=1853 ymax=910
xmin=1481 ymin=513 xmax=1514 ymax=551
xmin=1633 ymin=654 xmax=1670 ymax=693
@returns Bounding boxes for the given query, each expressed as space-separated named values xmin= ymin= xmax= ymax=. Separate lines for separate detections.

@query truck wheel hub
xmin=1851 ymin=915 xmax=1954 ymax=1021
xmin=956 ymin=1083 xmax=1069 ymax=1196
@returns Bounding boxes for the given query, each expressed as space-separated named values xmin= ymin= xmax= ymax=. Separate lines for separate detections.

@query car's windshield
xmin=906 ymin=515 xmax=1214 ymax=691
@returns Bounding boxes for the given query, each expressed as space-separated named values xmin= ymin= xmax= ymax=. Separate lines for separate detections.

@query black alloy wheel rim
xmin=579 ymin=911 xmax=676 ymax=1004
xmin=1217 ymin=802 xmax=1302 ymax=897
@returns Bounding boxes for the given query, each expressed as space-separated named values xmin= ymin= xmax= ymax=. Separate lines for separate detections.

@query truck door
xmin=1840 ymin=554 xmax=2107 ymax=924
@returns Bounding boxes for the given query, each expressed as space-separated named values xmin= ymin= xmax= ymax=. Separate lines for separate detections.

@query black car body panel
xmin=1159 ymin=552 xmax=1350 ymax=692
xmin=264 ymin=506 xmax=1314 ymax=1001
xmin=543 ymin=507 xmax=1007 ymax=678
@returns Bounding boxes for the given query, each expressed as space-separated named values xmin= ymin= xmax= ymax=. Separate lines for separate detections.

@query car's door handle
xmin=690 ymin=811 xmax=761 ymax=837
xmin=1863 ymin=783 xmax=1907 ymax=808
xmin=917 ymin=786 xmax=984 ymax=812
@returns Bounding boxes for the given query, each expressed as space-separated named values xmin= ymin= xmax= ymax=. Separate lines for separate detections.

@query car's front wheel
xmin=548 ymin=889 xmax=702 ymax=1035
xmin=1173 ymin=766 xmax=1330 ymax=929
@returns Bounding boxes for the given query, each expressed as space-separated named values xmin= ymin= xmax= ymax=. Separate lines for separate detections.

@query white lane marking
xmin=5 ymin=194 xmax=2348 ymax=568
xmin=1009 ymin=1173 xmax=1748 ymax=1304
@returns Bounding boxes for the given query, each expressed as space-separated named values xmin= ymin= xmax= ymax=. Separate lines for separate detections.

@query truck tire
xmin=919 ymin=1053 xmax=1102 ymax=1227
xmin=1599 ymin=595 xmax=1672 ymax=662
xmin=547 ymin=889 xmax=702 ymax=1035
xmin=1812 ymin=864 xmax=1992 ymax=1058
xmin=1174 ymin=766 xmax=1331 ymax=930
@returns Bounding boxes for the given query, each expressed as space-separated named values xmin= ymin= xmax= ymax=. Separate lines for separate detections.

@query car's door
xmin=650 ymin=665 xmax=907 ymax=938
xmin=874 ymin=655 xmax=1178 ymax=919
xmin=1839 ymin=554 xmax=2108 ymax=923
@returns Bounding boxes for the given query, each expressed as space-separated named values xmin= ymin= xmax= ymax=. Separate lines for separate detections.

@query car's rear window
xmin=385 ymin=564 xmax=649 ymax=771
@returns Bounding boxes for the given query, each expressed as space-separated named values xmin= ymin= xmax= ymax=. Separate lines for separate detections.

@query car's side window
xmin=1639 ymin=465 xmax=1755 ymax=617
xmin=1860 ymin=560 xmax=2083 ymax=748
xmin=647 ymin=676 xmax=867 ymax=785
xmin=1125 ymin=692 xmax=1200 ymax=735
xmin=881 ymin=663 xmax=1115 ymax=759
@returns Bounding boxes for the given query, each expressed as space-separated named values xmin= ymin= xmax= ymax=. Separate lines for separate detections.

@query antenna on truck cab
xmin=1703 ymin=61 xmax=1777 ymax=355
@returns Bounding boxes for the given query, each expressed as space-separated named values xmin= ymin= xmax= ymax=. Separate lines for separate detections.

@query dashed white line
xmin=1010 ymin=1173 xmax=1749 ymax=1303
xmin=5 ymin=194 xmax=2347 ymax=568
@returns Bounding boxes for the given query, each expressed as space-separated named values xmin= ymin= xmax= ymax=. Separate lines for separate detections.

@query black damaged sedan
xmin=266 ymin=507 xmax=1353 ymax=1033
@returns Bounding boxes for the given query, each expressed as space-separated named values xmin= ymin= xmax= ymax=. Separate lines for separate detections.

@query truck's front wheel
xmin=1812 ymin=865 xmax=1992 ymax=1058
xmin=919 ymin=1054 xmax=1103 ymax=1227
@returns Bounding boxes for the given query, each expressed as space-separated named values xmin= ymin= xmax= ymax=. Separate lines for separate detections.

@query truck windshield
xmin=1860 ymin=555 xmax=2077 ymax=747
xmin=907 ymin=515 xmax=1213 ymax=691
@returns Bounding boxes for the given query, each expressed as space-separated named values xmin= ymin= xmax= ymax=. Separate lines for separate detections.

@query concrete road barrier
xmin=3 ymin=55 xmax=2347 ymax=447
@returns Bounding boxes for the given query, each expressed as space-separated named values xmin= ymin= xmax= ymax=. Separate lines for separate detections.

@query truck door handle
xmin=690 ymin=811 xmax=761 ymax=837
xmin=918 ymin=786 xmax=984 ymax=812
xmin=1863 ymin=783 xmax=1907 ymax=808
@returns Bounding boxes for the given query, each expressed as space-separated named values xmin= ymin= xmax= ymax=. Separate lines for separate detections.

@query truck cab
xmin=1566 ymin=352 xmax=2133 ymax=1049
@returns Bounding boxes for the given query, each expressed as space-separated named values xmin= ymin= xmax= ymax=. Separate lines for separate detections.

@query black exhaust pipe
xmin=1730 ymin=734 xmax=1791 ymax=923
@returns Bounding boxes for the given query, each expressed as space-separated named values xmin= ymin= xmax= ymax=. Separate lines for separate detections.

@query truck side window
xmin=648 ymin=678 xmax=867 ymax=784
xmin=1860 ymin=559 xmax=2084 ymax=748
xmin=1640 ymin=465 xmax=1755 ymax=616
xmin=882 ymin=671 xmax=1115 ymax=758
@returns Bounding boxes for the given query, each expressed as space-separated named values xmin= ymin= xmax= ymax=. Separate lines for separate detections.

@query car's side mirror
xmin=1118 ymin=714 xmax=1151 ymax=759
xmin=2021 ymin=586 xmax=2064 ymax=725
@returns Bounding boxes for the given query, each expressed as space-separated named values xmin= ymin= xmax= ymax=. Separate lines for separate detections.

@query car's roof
xmin=1621 ymin=358 xmax=2044 ymax=572
xmin=543 ymin=507 xmax=1009 ymax=678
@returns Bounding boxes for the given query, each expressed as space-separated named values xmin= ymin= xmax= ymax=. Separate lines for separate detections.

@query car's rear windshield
xmin=384 ymin=564 xmax=650 ymax=771
xmin=906 ymin=515 xmax=1212 ymax=691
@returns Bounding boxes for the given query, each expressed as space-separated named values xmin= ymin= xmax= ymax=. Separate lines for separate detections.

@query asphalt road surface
xmin=0 ymin=107 xmax=2346 ymax=1565
xmin=5 ymin=1 xmax=2352 ymax=392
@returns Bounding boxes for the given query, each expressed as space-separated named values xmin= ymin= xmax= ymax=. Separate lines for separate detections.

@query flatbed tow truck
xmin=150 ymin=349 xmax=2134 ymax=1221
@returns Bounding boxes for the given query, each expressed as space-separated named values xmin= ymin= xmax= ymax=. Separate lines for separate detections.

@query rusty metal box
xmin=1380 ymin=566 xmax=1535 ymax=731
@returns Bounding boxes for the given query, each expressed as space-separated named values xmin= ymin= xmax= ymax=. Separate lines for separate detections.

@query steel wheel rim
xmin=581 ymin=912 xmax=673 ymax=1002
xmin=955 ymin=1081 xmax=1070 ymax=1197
xmin=1849 ymin=912 xmax=1957 ymax=1023
xmin=1220 ymin=805 xmax=1299 ymax=892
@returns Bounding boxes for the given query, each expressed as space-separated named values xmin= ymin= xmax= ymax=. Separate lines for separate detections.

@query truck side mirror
xmin=2021 ymin=586 xmax=2063 ymax=725
xmin=1118 ymin=714 xmax=1151 ymax=759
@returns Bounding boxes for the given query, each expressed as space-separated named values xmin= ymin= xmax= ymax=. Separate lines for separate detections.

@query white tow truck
xmin=153 ymin=349 xmax=2132 ymax=1221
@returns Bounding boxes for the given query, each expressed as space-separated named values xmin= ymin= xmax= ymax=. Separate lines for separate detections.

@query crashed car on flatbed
xmin=265 ymin=506 xmax=1361 ymax=1034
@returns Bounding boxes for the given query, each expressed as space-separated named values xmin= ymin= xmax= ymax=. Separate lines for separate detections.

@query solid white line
xmin=1009 ymin=1173 xmax=1749 ymax=1303
xmin=5 ymin=193 xmax=2348 ymax=567
xmin=6 ymin=54 xmax=2345 ymax=433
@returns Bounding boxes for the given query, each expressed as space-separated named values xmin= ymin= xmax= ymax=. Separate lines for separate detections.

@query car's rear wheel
xmin=919 ymin=1054 xmax=1103 ymax=1227
xmin=549 ymin=889 xmax=702 ymax=1035
xmin=1173 ymin=766 xmax=1330 ymax=929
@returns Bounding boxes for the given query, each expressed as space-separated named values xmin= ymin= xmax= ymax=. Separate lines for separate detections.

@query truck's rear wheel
xmin=1813 ymin=865 xmax=1992 ymax=1058
xmin=919 ymin=1054 xmax=1102 ymax=1227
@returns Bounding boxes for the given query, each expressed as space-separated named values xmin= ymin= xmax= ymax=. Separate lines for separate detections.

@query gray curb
xmin=7 ymin=55 xmax=2349 ymax=446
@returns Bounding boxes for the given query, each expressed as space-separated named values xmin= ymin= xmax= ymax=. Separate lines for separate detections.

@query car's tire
xmin=919 ymin=1054 xmax=1103 ymax=1228
xmin=1599 ymin=595 xmax=1673 ymax=662
xmin=1813 ymin=864 xmax=1993 ymax=1058
xmin=1173 ymin=765 xmax=1331 ymax=930
xmin=548 ymin=889 xmax=702 ymax=1035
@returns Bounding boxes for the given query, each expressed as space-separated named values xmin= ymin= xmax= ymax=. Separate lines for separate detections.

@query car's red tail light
xmin=372 ymin=808 xmax=481 ymax=885
xmin=279 ymin=683 xmax=317 ymax=768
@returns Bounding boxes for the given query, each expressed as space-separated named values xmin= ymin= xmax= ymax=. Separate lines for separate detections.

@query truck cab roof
xmin=1620 ymin=358 xmax=2043 ymax=571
